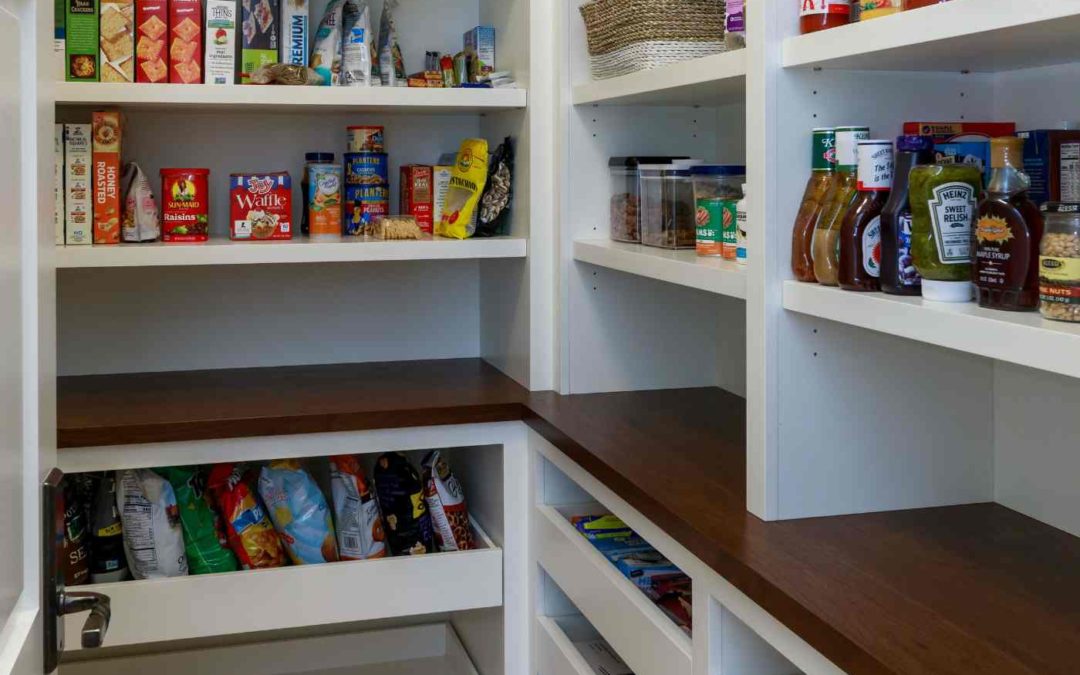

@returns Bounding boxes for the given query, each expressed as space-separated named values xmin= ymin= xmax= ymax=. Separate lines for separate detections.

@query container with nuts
xmin=1038 ymin=202 xmax=1080 ymax=322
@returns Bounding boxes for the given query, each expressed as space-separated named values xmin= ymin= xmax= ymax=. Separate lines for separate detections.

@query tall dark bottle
xmin=880 ymin=135 xmax=934 ymax=295
xmin=839 ymin=139 xmax=893 ymax=291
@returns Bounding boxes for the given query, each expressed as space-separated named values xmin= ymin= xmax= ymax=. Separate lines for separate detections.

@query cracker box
xmin=280 ymin=0 xmax=308 ymax=67
xmin=241 ymin=0 xmax=279 ymax=84
xmin=400 ymin=165 xmax=434 ymax=234
xmin=99 ymin=0 xmax=134 ymax=82
xmin=135 ymin=0 xmax=168 ymax=83
xmin=463 ymin=26 xmax=495 ymax=82
xmin=92 ymin=112 xmax=122 ymax=245
xmin=65 ymin=0 xmax=99 ymax=81
xmin=54 ymin=125 xmax=65 ymax=245
xmin=169 ymin=0 xmax=203 ymax=84
xmin=63 ymin=124 xmax=93 ymax=246
xmin=1018 ymin=130 xmax=1080 ymax=205
xmin=230 ymin=172 xmax=293 ymax=240
xmin=901 ymin=121 xmax=1016 ymax=142
xmin=205 ymin=0 xmax=238 ymax=85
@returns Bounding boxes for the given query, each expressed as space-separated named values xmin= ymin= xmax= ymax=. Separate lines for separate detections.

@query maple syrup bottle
xmin=974 ymin=137 xmax=1045 ymax=311
xmin=839 ymin=139 xmax=893 ymax=291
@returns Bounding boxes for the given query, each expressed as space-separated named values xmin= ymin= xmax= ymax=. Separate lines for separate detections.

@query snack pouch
xmin=436 ymin=139 xmax=489 ymax=240
xmin=310 ymin=0 xmax=343 ymax=85
xmin=421 ymin=450 xmax=474 ymax=552
xmin=121 ymin=162 xmax=160 ymax=242
xmin=373 ymin=452 xmax=434 ymax=555
xmin=258 ymin=460 xmax=339 ymax=565
xmin=476 ymin=136 xmax=514 ymax=237
xmin=377 ymin=0 xmax=404 ymax=86
xmin=160 ymin=466 xmax=238 ymax=575
xmin=341 ymin=0 xmax=372 ymax=86
xmin=207 ymin=464 xmax=286 ymax=570
xmin=116 ymin=469 xmax=188 ymax=579
xmin=329 ymin=455 xmax=387 ymax=561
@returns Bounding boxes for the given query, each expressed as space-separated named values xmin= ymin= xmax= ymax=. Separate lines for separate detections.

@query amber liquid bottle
xmin=791 ymin=128 xmax=837 ymax=282
xmin=840 ymin=140 xmax=893 ymax=291
xmin=813 ymin=126 xmax=869 ymax=286
xmin=974 ymin=137 xmax=1045 ymax=311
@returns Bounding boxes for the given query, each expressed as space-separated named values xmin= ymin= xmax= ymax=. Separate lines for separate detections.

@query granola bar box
xmin=169 ymin=0 xmax=202 ymax=84
xmin=230 ymin=172 xmax=293 ymax=240
xmin=135 ymin=0 xmax=168 ymax=82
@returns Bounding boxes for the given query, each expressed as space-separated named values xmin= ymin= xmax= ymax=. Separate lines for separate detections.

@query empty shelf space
xmin=573 ymin=239 xmax=747 ymax=298
xmin=572 ymin=51 xmax=746 ymax=107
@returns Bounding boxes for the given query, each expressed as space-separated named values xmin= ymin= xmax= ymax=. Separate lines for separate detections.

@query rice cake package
xmin=329 ymin=455 xmax=387 ymax=561
xmin=280 ymin=0 xmax=308 ymax=66
xmin=205 ymin=0 xmax=238 ymax=85
xmin=91 ymin=111 xmax=122 ymax=245
xmin=310 ymin=0 xmax=342 ymax=85
xmin=373 ymin=452 xmax=434 ymax=556
xmin=64 ymin=124 xmax=92 ymax=245
xmin=116 ymin=469 xmax=189 ymax=579
xmin=135 ymin=0 xmax=168 ymax=83
xmin=66 ymin=0 xmax=99 ymax=81
xmin=241 ymin=0 xmax=279 ymax=84
xmin=421 ymin=450 xmax=474 ymax=552
xmin=433 ymin=165 xmax=476 ymax=234
xmin=99 ymin=0 xmax=134 ymax=82
xmin=169 ymin=0 xmax=202 ymax=83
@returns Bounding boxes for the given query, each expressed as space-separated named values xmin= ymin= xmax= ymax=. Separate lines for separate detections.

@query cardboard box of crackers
xmin=65 ymin=0 xmax=99 ymax=81
xmin=99 ymin=0 xmax=134 ymax=82
xmin=135 ymin=0 xmax=168 ymax=83
xmin=169 ymin=0 xmax=202 ymax=83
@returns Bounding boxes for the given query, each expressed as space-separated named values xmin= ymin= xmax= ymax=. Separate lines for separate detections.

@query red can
xmin=799 ymin=0 xmax=851 ymax=34
xmin=161 ymin=168 xmax=210 ymax=242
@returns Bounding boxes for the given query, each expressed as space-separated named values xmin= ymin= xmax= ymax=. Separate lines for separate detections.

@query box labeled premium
xmin=280 ymin=0 xmax=308 ymax=67
xmin=205 ymin=0 xmax=238 ymax=84
xmin=64 ymin=124 xmax=93 ymax=246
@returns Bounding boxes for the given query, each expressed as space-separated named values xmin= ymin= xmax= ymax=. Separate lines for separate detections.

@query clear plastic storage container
xmin=609 ymin=157 xmax=687 ymax=243
xmin=640 ymin=164 xmax=698 ymax=250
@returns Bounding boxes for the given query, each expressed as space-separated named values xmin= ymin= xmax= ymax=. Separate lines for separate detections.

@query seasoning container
xmin=736 ymin=183 xmax=748 ymax=265
xmin=301 ymin=152 xmax=335 ymax=236
xmin=640 ymin=164 xmax=697 ymax=249
xmin=880 ymin=135 xmax=934 ymax=295
xmin=160 ymin=168 xmax=210 ymax=242
xmin=609 ymin=157 xmax=687 ymax=243
xmin=839 ymin=140 xmax=893 ymax=291
xmin=908 ymin=163 xmax=982 ymax=302
xmin=1039 ymin=202 xmax=1080 ymax=322
xmin=858 ymin=0 xmax=901 ymax=20
xmin=792 ymin=128 xmax=837 ymax=282
xmin=813 ymin=125 xmax=869 ymax=286
xmin=800 ymin=0 xmax=851 ymax=34
xmin=691 ymin=165 xmax=745 ymax=259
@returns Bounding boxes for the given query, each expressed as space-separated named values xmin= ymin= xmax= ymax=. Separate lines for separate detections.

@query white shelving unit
xmin=573 ymin=239 xmax=746 ymax=298
xmin=572 ymin=50 xmax=746 ymax=107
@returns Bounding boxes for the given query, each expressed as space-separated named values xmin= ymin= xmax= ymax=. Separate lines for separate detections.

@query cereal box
xmin=400 ymin=165 xmax=434 ymax=234
xmin=241 ymin=0 xmax=279 ymax=84
xmin=92 ymin=112 xmax=122 ymax=245
xmin=66 ymin=0 xmax=99 ymax=81
xmin=463 ymin=26 xmax=495 ymax=82
xmin=99 ymin=0 xmax=134 ymax=82
xmin=135 ymin=0 xmax=168 ymax=83
xmin=205 ymin=0 xmax=238 ymax=85
xmin=64 ymin=124 xmax=92 ymax=246
xmin=169 ymin=0 xmax=202 ymax=84
xmin=280 ymin=0 xmax=308 ymax=67
xmin=55 ymin=125 xmax=65 ymax=245
xmin=308 ymin=164 xmax=343 ymax=238
xmin=230 ymin=173 xmax=293 ymax=240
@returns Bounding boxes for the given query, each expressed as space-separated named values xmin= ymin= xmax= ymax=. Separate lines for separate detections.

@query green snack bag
xmin=161 ymin=466 xmax=239 ymax=575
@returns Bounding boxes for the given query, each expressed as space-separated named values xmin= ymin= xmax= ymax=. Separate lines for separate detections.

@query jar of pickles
xmin=1039 ymin=203 xmax=1080 ymax=322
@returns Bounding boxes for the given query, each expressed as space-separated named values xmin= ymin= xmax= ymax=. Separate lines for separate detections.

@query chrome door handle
xmin=58 ymin=591 xmax=111 ymax=649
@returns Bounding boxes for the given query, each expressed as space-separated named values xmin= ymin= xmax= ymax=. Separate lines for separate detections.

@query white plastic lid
xmin=921 ymin=279 xmax=973 ymax=303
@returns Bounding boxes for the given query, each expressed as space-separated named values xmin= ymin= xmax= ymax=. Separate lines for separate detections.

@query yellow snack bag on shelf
xmin=436 ymin=138 xmax=489 ymax=240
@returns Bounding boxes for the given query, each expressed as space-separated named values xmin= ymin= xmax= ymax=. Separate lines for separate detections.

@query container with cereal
xmin=608 ymin=157 xmax=686 ymax=243
xmin=308 ymin=163 xmax=343 ymax=238
xmin=160 ymin=168 xmax=210 ymax=242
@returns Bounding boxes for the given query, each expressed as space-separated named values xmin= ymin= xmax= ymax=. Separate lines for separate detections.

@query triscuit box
xmin=280 ymin=0 xmax=308 ymax=67
xmin=54 ymin=125 xmax=65 ymax=246
xmin=135 ymin=0 xmax=168 ymax=83
xmin=99 ymin=0 xmax=134 ymax=82
xmin=64 ymin=124 xmax=92 ymax=246
xmin=92 ymin=112 xmax=122 ymax=245
xmin=169 ymin=0 xmax=203 ymax=84
xmin=65 ymin=0 xmax=99 ymax=81
xmin=205 ymin=0 xmax=238 ymax=84
xmin=241 ymin=0 xmax=279 ymax=83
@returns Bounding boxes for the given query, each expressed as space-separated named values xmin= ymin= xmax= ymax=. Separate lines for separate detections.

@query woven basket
xmin=579 ymin=0 xmax=726 ymax=80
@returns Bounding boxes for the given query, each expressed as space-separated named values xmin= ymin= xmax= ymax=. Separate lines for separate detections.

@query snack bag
xmin=377 ymin=0 xmax=404 ymax=87
xmin=329 ymin=455 xmax=387 ymax=561
xmin=61 ymin=476 xmax=91 ymax=586
xmin=476 ymin=136 xmax=514 ymax=237
xmin=372 ymin=452 xmax=434 ymax=556
xmin=160 ymin=466 xmax=238 ymax=575
xmin=116 ymin=469 xmax=188 ymax=579
xmin=436 ymin=139 xmax=489 ymax=240
xmin=310 ymin=0 xmax=343 ymax=85
xmin=258 ymin=460 xmax=339 ymax=565
xmin=90 ymin=472 xmax=129 ymax=583
xmin=421 ymin=450 xmax=474 ymax=552
xmin=341 ymin=0 xmax=372 ymax=86
xmin=207 ymin=464 xmax=286 ymax=570
xmin=121 ymin=162 xmax=160 ymax=242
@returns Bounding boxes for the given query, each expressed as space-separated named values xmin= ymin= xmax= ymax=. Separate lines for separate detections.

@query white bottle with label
xmin=736 ymin=184 xmax=748 ymax=265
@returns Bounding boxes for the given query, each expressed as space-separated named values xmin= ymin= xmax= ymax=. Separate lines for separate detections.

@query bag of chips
xmin=259 ymin=460 xmax=339 ymax=565
xmin=329 ymin=455 xmax=387 ymax=561
xmin=121 ymin=162 xmax=159 ymax=242
xmin=476 ymin=137 xmax=514 ymax=237
xmin=373 ymin=452 xmax=434 ymax=556
xmin=421 ymin=450 xmax=474 ymax=552
xmin=207 ymin=464 xmax=286 ymax=570
xmin=161 ymin=466 xmax=238 ymax=575
xmin=341 ymin=0 xmax=372 ymax=87
xmin=116 ymin=469 xmax=188 ymax=579
xmin=377 ymin=0 xmax=404 ymax=87
xmin=436 ymin=139 xmax=489 ymax=240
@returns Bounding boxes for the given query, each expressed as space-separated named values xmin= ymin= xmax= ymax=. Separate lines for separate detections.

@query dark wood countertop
xmin=58 ymin=360 xmax=1080 ymax=675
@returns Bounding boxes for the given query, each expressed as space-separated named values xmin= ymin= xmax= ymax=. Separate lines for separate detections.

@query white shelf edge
xmin=572 ymin=50 xmax=747 ymax=106
xmin=573 ymin=238 xmax=747 ymax=299
xmin=55 ymin=236 xmax=528 ymax=269
xmin=782 ymin=280 xmax=1080 ymax=380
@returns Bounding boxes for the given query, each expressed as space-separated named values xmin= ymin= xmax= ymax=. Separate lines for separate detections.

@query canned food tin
xmin=345 ymin=184 xmax=390 ymax=235
xmin=346 ymin=126 xmax=385 ymax=153
xmin=345 ymin=152 xmax=390 ymax=187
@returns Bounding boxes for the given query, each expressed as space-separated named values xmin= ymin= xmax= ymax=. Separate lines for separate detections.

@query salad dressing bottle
xmin=812 ymin=125 xmax=869 ymax=286
xmin=839 ymin=140 xmax=893 ymax=291
xmin=791 ymin=128 xmax=837 ymax=282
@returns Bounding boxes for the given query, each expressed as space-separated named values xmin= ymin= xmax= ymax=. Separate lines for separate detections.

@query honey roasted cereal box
xmin=99 ymin=0 xmax=134 ymax=82
xmin=135 ymin=0 xmax=168 ymax=82
xmin=91 ymin=112 xmax=122 ymax=245
xmin=66 ymin=0 xmax=99 ymax=81
xmin=169 ymin=0 xmax=202 ymax=84
xmin=230 ymin=173 xmax=293 ymax=240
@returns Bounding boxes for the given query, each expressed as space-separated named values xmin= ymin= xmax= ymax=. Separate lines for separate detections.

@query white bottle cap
xmin=921 ymin=279 xmax=973 ymax=303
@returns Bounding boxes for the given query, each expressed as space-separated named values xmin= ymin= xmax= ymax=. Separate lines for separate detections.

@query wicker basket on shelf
xmin=579 ymin=0 xmax=726 ymax=80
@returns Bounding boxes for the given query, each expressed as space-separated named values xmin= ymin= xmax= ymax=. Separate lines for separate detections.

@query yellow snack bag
xmin=436 ymin=138 xmax=489 ymax=240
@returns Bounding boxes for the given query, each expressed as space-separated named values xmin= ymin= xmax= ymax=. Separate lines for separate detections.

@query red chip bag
xmin=207 ymin=464 xmax=286 ymax=570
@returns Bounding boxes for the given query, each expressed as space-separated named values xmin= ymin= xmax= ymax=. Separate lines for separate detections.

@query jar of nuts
xmin=1038 ymin=202 xmax=1080 ymax=322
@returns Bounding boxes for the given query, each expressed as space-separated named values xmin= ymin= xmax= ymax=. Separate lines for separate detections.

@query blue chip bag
xmin=258 ymin=460 xmax=339 ymax=565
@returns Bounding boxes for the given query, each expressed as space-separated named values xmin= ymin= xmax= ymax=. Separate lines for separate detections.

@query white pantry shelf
xmin=572 ymin=50 xmax=746 ymax=107
xmin=783 ymin=0 xmax=1080 ymax=72
xmin=54 ymin=236 xmax=527 ymax=269
xmin=574 ymin=239 xmax=746 ymax=299
xmin=783 ymin=281 xmax=1080 ymax=380
xmin=54 ymin=81 xmax=527 ymax=113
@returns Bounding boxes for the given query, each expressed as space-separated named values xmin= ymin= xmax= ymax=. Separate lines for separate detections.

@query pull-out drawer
xmin=538 ymin=614 xmax=636 ymax=675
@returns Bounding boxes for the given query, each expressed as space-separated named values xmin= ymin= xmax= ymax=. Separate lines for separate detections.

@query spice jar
xmin=692 ymin=165 xmax=745 ymax=259
xmin=1039 ymin=203 xmax=1080 ymax=322
xmin=640 ymin=165 xmax=697 ymax=249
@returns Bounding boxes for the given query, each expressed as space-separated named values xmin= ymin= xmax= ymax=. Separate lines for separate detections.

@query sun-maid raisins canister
xmin=160 ymin=168 xmax=210 ymax=242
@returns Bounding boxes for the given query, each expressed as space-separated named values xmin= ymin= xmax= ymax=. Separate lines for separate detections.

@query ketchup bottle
xmin=800 ymin=0 xmax=852 ymax=34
